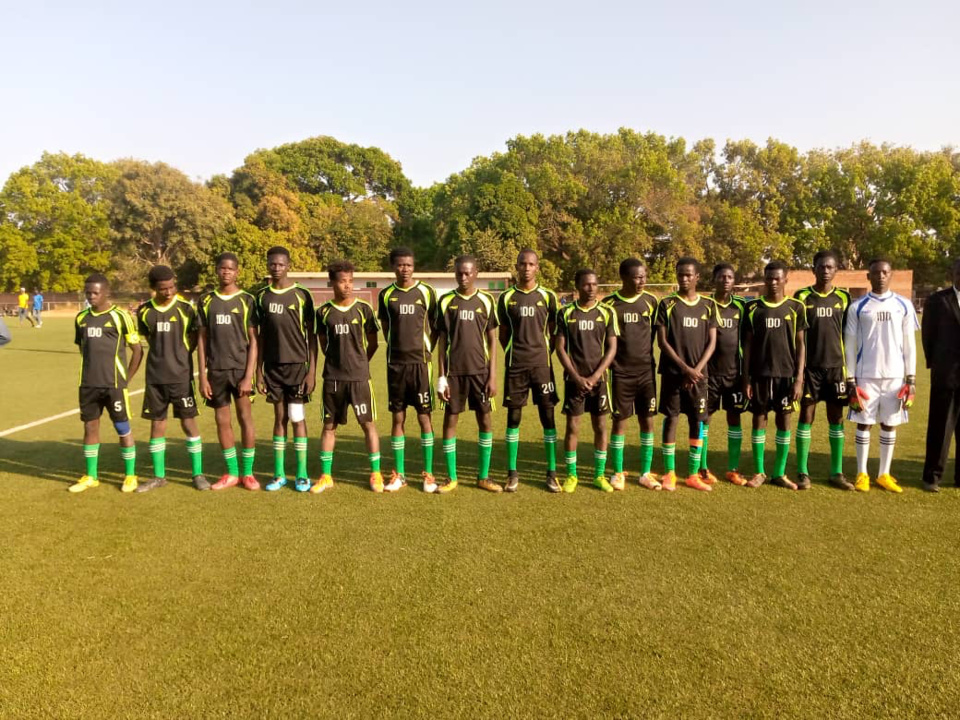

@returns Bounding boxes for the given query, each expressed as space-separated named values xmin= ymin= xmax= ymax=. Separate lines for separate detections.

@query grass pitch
xmin=2 ymin=318 xmax=960 ymax=718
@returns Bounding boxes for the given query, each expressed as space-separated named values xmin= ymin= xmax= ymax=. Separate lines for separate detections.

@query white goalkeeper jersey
xmin=844 ymin=291 xmax=918 ymax=380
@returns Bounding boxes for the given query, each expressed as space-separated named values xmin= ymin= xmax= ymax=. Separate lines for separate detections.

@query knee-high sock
xmin=751 ymin=429 xmax=766 ymax=475
xmin=699 ymin=426 xmax=709 ymax=471
xmin=506 ymin=427 xmax=520 ymax=472
xmin=640 ymin=432 xmax=655 ymax=475
xmin=83 ymin=443 xmax=100 ymax=479
xmin=879 ymin=428 xmax=897 ymax=476
xmin=796 ymin=423 xmax=812 ymax=475
xmin=543 ymin=428 xmax=558 ymax=472
xmin=727 ymin=425 xmax=742 ymax=471
xmin=856 ymin=428 xmax=871 ymax=475
xmin=477 ymin=432 xmax=493 ymax=480
xmin=391 ymin=435 xmax=406 ymax=476
xmin=828 ymin=424 xmax=845 ymax=476
xmin=610 ymin=434 xmax=625 ymax=474
xmin=774 ymin=430 xmax=791 ymax=478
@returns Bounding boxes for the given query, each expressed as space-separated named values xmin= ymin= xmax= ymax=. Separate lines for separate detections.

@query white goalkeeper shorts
xmin=847 ymin=378 xmax=908 ymax=427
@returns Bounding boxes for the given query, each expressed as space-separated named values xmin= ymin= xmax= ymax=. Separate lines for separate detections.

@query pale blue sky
xmin=1 ymin=0 xmax=957 ymax=187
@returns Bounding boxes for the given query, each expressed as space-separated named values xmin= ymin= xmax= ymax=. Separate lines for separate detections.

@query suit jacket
xmin=922 ymin=287 xmax=960 ymax=389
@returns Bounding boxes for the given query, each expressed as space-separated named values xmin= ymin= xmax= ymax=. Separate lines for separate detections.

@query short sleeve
xmin=122 ymin=309 xmax=141 ymax=344
xmin=496 ymin=293 xmax=508 ymax=325
xmin=136 ymin=305 xmax=149 ymax=337
xmin=706 ymin=299 xmax=719 ymax=329
xmin=364 ymin=303 xmax=380 ymax=334
xmin=74 ymin=315 xmax=83 ymax=346
xmin=377 ymin=289 xmax=389 ymax=325
xmin=484 ymin=293 xmax=499 ymax=330
xmin=654 ymin=300 xmax=667 ymax=328
xmin=795 ymin=299 xmax=809 ymax=331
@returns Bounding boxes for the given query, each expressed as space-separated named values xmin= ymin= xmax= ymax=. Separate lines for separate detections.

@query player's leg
xmin=610 ymin=415 xmax=628 ymax=490
xmin=503 ymin=368 xmax=525 ymax=491
xmin=290 ymin=401 xmax=310 ymax=492
xmin=417 ymin=411 xmax=436 ymax=492
xmin=312 ymin=420 xmax=338 ymax=494
xmin=180 ymin=413 xmax=207 ymax=489
xmin=770 ymin=409 xmax=797 ymax=490
xmin=236 ymin=395 xmax=259 ymax=489
xmin=660 ymin=412 xmax=679 ymax=490
xmin=142 ymin=416 xmax=169 ymax=492
xmin=851 ymin=378 xmax=885 ymax=492
xmin=475 ymin=406 xmax=499 ymax=492
xmin=71 ymin=399 xmax=104 ymax=492
xmin=361 ymin=420 xmax=382 ymax=492
xmin=855 ymin=422 xmax=873 ymax=491
xmin=211 ymin=405 xmax=240 ymax=487
xmin=825 ymin=401 xmax=852 ymax=490
xmin=562 ymin=412 xmax=581 ymax=493
xmin=684 ymin=414 xmax=711 ymax=491
xmin=390 ymin=408 xmax=408 ymax=487
xmin=796 ymin=397 xmax=816 ymax=487
xmin=440 ymin=407 xmax=459 ymax=491
xmin=876 ymin=421 xmax=903 ymax=492
xmin=534 ymin=367 xmax=560 ymax=487
xmin=267 ymin=400 xmax=289 ymax=491
xmin=355 ymin=381 xmax=383 ymax=492
xmin=725 ymin=404 xmax=745 ymax=484
xmin=82 ymin=419 xmax=101 ymax=484
xmin=639 ymin=405 xmax=658 ymax=489
xmin=747 ymin=380 xmax=769 ymax=487
xmin=591 ymin=412 xmax=613 ymax=492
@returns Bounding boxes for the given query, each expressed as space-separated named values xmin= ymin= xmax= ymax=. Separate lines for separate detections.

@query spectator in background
xmin=32 ymin=288 xmax=44 ymax=328
xmin=18 ymin=287 xmax=33 ymax=326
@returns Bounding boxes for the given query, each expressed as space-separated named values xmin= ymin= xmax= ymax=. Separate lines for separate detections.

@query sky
xmin=1 ymin=0 xmax=958 ymax=188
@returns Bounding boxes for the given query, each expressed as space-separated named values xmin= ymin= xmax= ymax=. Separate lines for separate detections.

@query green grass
xmin=3 ymin=317 xmax=960 ymax=718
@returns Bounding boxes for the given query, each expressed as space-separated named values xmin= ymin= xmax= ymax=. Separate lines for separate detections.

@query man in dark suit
xmin=921 ymin=259 xmax=960 ymax=492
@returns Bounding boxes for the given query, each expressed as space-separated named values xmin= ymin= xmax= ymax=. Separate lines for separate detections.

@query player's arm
xmin=240 ymin=324 xmax=259 ymax=397
xmin=436 ymin=329 xmax=451 ymax=401
xmin=548 ymin=292 xmax=558 ymax=354
xmin=843 ymin=302 xmax=868 ymax=408
xmin=792 ymin=329 xmax=806 ymax=401
xmin=485 ymin=326 xmax=498 ymax=398
xmin=741 ymin=325 xmax=753 ymax=399
xmin=255 ymin=297 xmax=267 ymax=395
xmin=592 ymin=333 xmax=617 ymax=381
xmin=317 ymin=319 xmax=328 ymax=356
xmin=303 ymin=293 xmax=318 ymax=395
xmin=377 ymin=291 xmax=389 ymax=343
xmin=693 ymin=326 xmax=716 ymax=375
xmin=657 ymin=326 xmax=698 ymax=384
xmin=899 ymin=304 xmax=919 ymax=407
xmin=555 ymin=330 xmax=586 ymax=390
xmin=197 ymin=324 xmax=212 ymax=400
xmin=366 ymin=331 xmax=378 ymax=360
xmin=496 ymin=295 xmax=510 ymax=350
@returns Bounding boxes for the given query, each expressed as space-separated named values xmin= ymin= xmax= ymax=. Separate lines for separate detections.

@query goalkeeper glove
xmin=847 ymin=379 xmax=869 ymax=411
xmin=897 ymin=375 xmax=916 ymax=409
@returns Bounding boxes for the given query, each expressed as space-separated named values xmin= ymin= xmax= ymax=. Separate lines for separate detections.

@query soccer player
xmin=794 ymin=250 xmax=852 ymax=490
xmin=741 ymin=261 xmax=807 ymax=489
xmin=198 ymin=252 xmax=260 ymax=491
xmin=131 ymin=265 xmax=206 ymax=492
xmin=70 ymin=274 xmax=141 ymax=493
xmin=377 ymin=248 xmax=439 ymax=493
xmin=844 ymin=258 xmax=919 ymax=493
xmin=314 ymin=260 xmax=383 ymax=493
xmin=556 ymin=269 xmax=619 ymax=493
xmin=655 ymin=258 xmax=717 ymax=492
xmin=435 ymin=255 xmax=499 ymax=493
xmin=705 ymin=263 xmax=749 ymax=485
xmin=496 ymin=249 xmax=561 ymax=492
xmin=255 ymin=246 xmax=317 ymax=492
xmin=603 ymin=258 xmax=660 ymax=490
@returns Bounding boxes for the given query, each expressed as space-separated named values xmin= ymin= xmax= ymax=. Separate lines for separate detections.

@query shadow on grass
xmin=3 ymin=347 xmax=80 ymax=356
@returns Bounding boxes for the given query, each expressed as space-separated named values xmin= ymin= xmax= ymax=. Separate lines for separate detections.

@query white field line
xmin=0 ymin=387 xmax=148 ymax=438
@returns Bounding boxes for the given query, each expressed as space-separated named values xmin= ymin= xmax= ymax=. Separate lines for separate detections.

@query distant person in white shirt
xmin=844 ymin=258 xmax=919 ymax=493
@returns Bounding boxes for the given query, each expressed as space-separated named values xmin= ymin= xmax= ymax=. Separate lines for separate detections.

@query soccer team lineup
xmin=69 ymin=244 xmax=941 ymax=498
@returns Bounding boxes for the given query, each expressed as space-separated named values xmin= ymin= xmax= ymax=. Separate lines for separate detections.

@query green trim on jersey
xmin=498 ymin=284 xmax=559 ymax=367
xmin=75 ymin=305 xmax=140 ymax=388
xmin=379 ymin=281 xmax=437 ymax=364
xmin=794 ymin=285 xmax=851 ymax=373
xmin=439 ymin=289 xmax=496 ymax=367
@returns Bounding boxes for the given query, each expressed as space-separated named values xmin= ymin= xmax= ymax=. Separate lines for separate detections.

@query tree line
xmin=1 ymin=131 xmax=958 ymax=293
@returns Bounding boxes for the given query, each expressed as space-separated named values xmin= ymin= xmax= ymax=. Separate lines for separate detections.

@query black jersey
xmin=197 ymin=290 xmax=257 ymax=371
xmin=655 ymin=294 xmax=719 ymax=376
xmin=496 ymin=284 xmax=560 ymax=369
xmin=255 ymin=284 xmax=314 ymax=366
xmin=710 ymin=295 xmax=747 ymax=377
xmin=437 ymin=290 xmax=499 ymax=376
xmin=74 ymin=305 xmax=140 ymax=388
xmin=377 ymin=281 xmax=438 ymax=365
xmin=137 ymin=297 xmax=198 ymax=385
xmin=602 ymin=290 xmax=658 ymax=376
xmin=318 ymin=299 xmax=379 ymax=381
xmin=744 ymin=297 xmax=808 ymax=378
xmin=557 ymin=301 xmax=619 ymax=378
xmin=794 ymin=286 xmax=850 ymax=370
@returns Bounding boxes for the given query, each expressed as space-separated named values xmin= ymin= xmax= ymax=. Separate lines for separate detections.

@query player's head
xmin=619 ymin=258 xmax=646 ymax=295
xmin=867 ymin=258 xmax=892 ymax=294
xmin=328 ymin=259 xmax=355 ymax=301
xmin=215 ymin=252 xmax=240 ymax=288
xmin=763 ymin=260 xmax=788 ymax=299
xmin=675 ymin=257 xmax=700 ymax=294
xmin=454 ymin=254 xmax=478 ymax=293
xmin=389 ymin=247 xmax=415 ymax=284
xmin=951 ymin=258 xmax=960 ymax=290
xmin=574 ymin=268 xmax=598 ymax=303
xmin=148 ymin=265 xmax=178 ymax=303
xmin=712 ymin=263 xmax=736 ymax=295
xmin=20 ymin=287 xmax=25 ymax=293
xmin=266 ymin=246 xmax=290 ymax=283
xmin=813 ymin=249 xmax=840 ymax=286
xmin=515 ymin=249 xmax=539 ymax=284
xmin=84 ymin=273 xmax=110 ymax=310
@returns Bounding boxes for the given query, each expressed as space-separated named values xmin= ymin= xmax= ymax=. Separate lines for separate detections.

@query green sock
xmin=83 ymin=443 xmax=100 ymax=478
xmin=241 ymin=447 xmax=255 ymax=476
xmin=369 ymin=452 xmax=381 ymax=473
xmin=688 ymin=437 xmax=703 ymax=477
xmin=829 ymin=423 xmax=845 ymax=475
xmin=774 ymin=430 xmax=791 ymax=478
xmin=273 ymin=435 xmax=286 ymax=479
xmin=728 ymin=425 xmax=743 ymax=471
xmin=610 ymin=434 xmax=625 ymax=473
xmin=223 ymin=446 xmax=239 ymax=477
xmin=565 ymin=450 xmax=578 ymax=477
xmin=391 ymin=435 xmax=406 ymax=476
xmin=640 ymin=431 xmax=655 ymax=475
xmin=186 ymin=436 xmax=203 ymax=476
xmin=478 ymin=431 xmax=493 ymax=480
xmin=796 ymin=422 xmax=812 ymax=475
xmin=700 ymin=426 xmax=710 ymax=471
xmin=421 ymin=433 xmax=434 ymax=474
xmin=506 ymin=427 xmax=520 ymax=472
xmin=752 ymin=429 xmax=766 ymax=475
xmin=544 ymin=428 xmax=558 ymax=472
xmin=121 ymin=444 xmax=136 ymax=477
xmin=594 ymin=449 xmax=607 ymax=478
xmin=662 ymin=443 xmax=676 ymax=474
xmin=150 ymin=437 xmax=166 ymax=478
xmin=294 ymin=437 xmax=308 ymax=478
xmin=443 ymin=438 xmax=458 ymax=481
xmin=319 ymin=450 xmax=333 ymax=477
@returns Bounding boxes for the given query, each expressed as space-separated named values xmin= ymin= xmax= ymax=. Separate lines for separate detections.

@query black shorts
xmin=503 ymin=366 xmax=559 ymax=409
xmin=79 ymin=387 xmax=130 ymax=423
xmin=444 ymin=374 xmax=493 ymax=415
xmin=263 ymin=363 xmax=310 ymax=404
xmin=659 ymin=374 xmax=708 ymax=421
xmin=609 ymin=372 xmax=657 ymax=419
xmin=141 ymin=381 xmax=199 ymax=420
xmin=707 ymin=374 xmax=748 ymax=415
xmin=562 ymin=378 xmax=611 ymax=417
xmin=387 ymin=363 xmax=433 ymax=413
xmin=205 ymin=368 xmax=251 ymax=409
xmin=801 ymin=367 xmax=849 ymax=406
xmin=750 ymin=377 xmax=798 ymax=415
xmin=323 ymin=379 xmax=376 ymax=425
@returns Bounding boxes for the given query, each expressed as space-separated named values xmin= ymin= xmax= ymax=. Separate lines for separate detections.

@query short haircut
xmin=148 ymin=265 xmax=176 ymax=288
xmin=868 ymin=257 xmax=892 ymax=270
xmin=517 ymin=248 xmax=539 ymax=262
xmin=328 ymin=259 xmax=355 ymax=281
xmin=454 ymin=254 xmax=478 ymax=270
xmin=389 ymin=247 xmax=414 ymax=265
xmin=813 ymin=249 xmax=841 ymax=267
xmin=574 ymin=268 xmax=597 ymax=286
xmin=266 ymin=246 xmax=290 ymax=260
xmin=216 ymin=252 xmax=240 ymax=267
xmin=712 ymin=263 xmax=735 ymax=279
xmin=619 ymin=258 xmax=643 ymax=277
xmin=764 ymin=260 xmax=788 ymax=275
xmin=85 ymin=273 xmax=109 ymax=288
xmin=676 ymin=256 xmax=700 ymax=273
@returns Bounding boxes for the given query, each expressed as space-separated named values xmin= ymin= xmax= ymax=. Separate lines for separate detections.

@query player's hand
xmin=199 ymin=377 xmax=213 ymax=400
xmin=256 ymin=374 xmax=266 ymax=396
xmin=897 ymin=382 xmax=916 ymax=409
xmin=848 ymin=382 xmax=868 ymax=411
xmin=436 ymin=375 xmax=451 ymax=402
xmin=575 ymin=374 xmax=591 ymax=393
xmin=791 ymin=378 xmax=804 ymax=403
xmin=304 ymin=376 xmax=316 ymax=396
xmin=238 ymin=376 xmax=254 ymax=397
xmin=743 ymin=379 xmax=753 ymax=401
xmin=485 ymin=376 xmax=497 ymax=399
